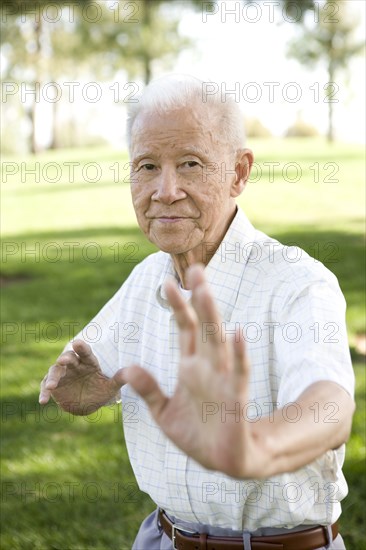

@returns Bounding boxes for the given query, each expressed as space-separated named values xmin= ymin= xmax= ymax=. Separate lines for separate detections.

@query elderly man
xmin=39 ymin=75 xmax=355 ymax=550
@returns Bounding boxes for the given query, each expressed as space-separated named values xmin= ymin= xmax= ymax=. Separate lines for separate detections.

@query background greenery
xmin=1 ymin=138 xmax=365 ymax=549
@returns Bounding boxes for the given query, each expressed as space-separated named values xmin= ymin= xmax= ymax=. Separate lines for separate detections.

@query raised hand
xmin=39 ymin=340 xmax=126 ymax=415
xmin=124 ymin=264 xmax=271 ymax=478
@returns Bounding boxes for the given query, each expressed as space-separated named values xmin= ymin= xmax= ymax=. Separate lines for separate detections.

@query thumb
xmin=110 ymin=368 xmax=128 ymax=392
xmin=123 ymin=365 xmax=169 ymax=420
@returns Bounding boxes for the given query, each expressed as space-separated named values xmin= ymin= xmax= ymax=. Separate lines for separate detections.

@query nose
xmin=151 ymin=167 xmax=186 ymax=204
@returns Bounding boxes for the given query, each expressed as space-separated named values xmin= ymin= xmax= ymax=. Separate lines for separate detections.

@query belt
xmin=158 ymin=509 xmax=339 ymax=550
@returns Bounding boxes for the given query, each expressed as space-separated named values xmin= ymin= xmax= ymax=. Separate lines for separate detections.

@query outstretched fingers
xmin=165 ymin=278 xmax=197 ymax=357
xmin=189 ymin=266 xmax=222 ymax=338
xmin=187 ymin=265 xmax=227 ymax=368
xmin=233 ymin=328 xmax=250 ymax=388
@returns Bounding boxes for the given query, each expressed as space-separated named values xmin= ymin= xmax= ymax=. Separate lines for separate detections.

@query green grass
xmin=1 ymin=139 xmax=365 ymax=549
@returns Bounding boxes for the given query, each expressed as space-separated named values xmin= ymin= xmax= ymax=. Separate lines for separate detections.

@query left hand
xmin=124 ymin=264 xmax=273 ymax=478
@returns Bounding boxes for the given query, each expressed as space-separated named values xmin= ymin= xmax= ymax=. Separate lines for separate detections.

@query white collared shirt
xmin=73 ymin=208 xmax=354 ymax=531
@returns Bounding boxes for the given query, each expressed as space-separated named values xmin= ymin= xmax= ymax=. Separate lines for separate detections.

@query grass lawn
xmin=1 ymin=138 xmax=365 ymax=549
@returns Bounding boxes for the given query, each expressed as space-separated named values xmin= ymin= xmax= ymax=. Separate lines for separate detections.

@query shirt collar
xmin=156 ymin=207 xmax=256 ymax=319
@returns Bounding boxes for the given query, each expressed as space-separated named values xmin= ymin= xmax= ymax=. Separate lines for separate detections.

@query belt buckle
xmin=170 ymin=518 xmax=198 ymax=549
xmin=172 ymin=523 xmax=178 ymax=550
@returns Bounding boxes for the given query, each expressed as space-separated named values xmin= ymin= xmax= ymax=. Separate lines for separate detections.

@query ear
xmin=231 ymin=148 xmax=254 ymax=198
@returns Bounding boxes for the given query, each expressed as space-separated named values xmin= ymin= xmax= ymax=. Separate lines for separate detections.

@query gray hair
xmin=126 ymin=74 xmax=246 ymax=152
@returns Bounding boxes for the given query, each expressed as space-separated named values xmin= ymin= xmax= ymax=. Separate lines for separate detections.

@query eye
xmin=181 ymin=160 xmax=201 ymax=169
xmin=139 ymin=163 xmax=156 ymax=171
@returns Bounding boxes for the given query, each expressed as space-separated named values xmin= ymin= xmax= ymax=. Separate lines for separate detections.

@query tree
xmin=1 ymin=11 xmax=44 ymax=153
xmin=279 ymin=0 xmax=316 ymax=21
xmin=0 ymin=0 xmax=92 ymax=153
xmin=126 ymin=0 xmax=188 ymax=85
xmin=0 ymin=0 xmax=196 ymax=152
xmin=286 ymin=0 xmax=364 ymax=142
xmin=81 ymin=0 xmax=191 ymax=85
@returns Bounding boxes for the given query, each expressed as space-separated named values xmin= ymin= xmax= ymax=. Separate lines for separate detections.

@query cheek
xmin=131 ymin=184 xmax=148 ymax=209
xmin=130 ymin=192 xmax=150 ymax=229
xmin=201 ymin=179 xmax=227 ymax=205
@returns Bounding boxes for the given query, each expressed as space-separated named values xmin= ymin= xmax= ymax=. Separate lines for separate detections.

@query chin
xmin=154 ymin=242 xmax=188 ymax=254
xmin=148 ymin=235 xmax=192 ymax=255
xmin=147 ymin=225 xmax=203 ymax=256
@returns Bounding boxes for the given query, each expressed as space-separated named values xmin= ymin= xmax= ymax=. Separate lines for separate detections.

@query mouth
xmin=155 ymin=217 xmax=187 ymax=223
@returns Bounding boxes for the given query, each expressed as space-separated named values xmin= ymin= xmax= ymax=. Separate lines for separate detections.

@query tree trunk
xmin=49 ymin=95 xmax=59 ymax=150
xmin=144 ymin=56 xmax=152 ymax=84
xmin=143 ymin=0 xmax=152 ymax=84
xmin=27 ymin=98 xmax=39 ymax=155
xmin=28 ymin=19 xmax=43 ymax=154
xmin=327 ymin=97 xmax=334 ymax=143
xmin=327 ymin=58 xmax=335 ymax=143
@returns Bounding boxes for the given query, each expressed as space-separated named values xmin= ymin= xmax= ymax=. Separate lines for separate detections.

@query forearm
xmin=255 ymin=381 xmax=355 ymax=477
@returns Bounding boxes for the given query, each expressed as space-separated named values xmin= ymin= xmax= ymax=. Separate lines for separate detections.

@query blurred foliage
xmin=287 ymin=0 xmax=364 ymax=142
xmin=285 ymin=114 xmax=319 ymax=137
xmin=244 ymin=117 xmax=272 ymax=138
xmin=1 ymin=0 xmax=364 ymax=153
xmin=0 ymin=1 xmax=194 ymax=153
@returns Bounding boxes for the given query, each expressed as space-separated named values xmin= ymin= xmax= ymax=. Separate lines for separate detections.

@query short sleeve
xmin=275 ymin=275 xmax=355 ymax=406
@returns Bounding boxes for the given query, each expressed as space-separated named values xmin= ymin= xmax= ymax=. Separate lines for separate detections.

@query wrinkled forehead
xmin=130 ymin=105 xmax=222 ymax=156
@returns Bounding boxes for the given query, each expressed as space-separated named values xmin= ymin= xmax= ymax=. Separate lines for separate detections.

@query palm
xmin=163 ymin=365 xmax=248 ymax=472
xmin=51 ymin=363 xmax=115 ymax=414
xmin=125 ymin=265 xmax=264 ymax=478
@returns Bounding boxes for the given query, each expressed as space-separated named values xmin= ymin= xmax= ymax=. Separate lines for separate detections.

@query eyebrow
xmin=132 ymin=146 xmax=210 ymax=164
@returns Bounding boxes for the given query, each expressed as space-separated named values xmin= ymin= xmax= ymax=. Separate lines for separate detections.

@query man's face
xmin=129 ymin=106 xmax=249 ymax=260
